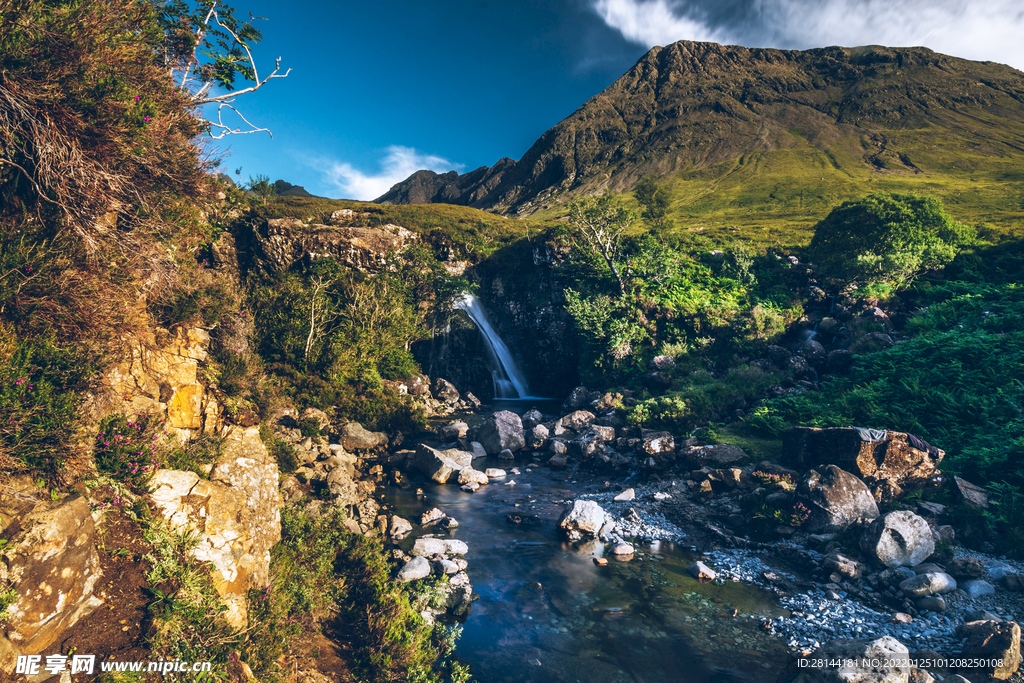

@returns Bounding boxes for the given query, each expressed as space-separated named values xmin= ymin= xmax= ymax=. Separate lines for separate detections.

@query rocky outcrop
xmin=0 ymin=495 xmax=103 ymax=669
xmin=149 ymin=426 xmax=282 ymax=628
xmin=797 ymin=465 xmax=879 ymax=533
xmin=784 ymin=428 xmax=944 ymax=501
xmin=253 ymin=216 xmax=417 ymax=274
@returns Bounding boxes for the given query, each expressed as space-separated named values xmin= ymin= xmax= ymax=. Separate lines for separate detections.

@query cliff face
xmin=377 ymin=41 xmax=1024 ymax=215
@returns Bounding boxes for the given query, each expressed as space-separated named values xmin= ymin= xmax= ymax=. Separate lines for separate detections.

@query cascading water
xmin=455 ymin=293 xmax=531 ymax=399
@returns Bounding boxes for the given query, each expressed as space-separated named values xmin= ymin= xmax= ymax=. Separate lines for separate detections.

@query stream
xmin=385 ymin=448 xmax=794 ymax=683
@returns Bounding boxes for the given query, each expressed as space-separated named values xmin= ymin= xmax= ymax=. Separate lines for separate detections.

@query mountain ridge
xmin=375 ymin=40 xmax=1024 ymax=220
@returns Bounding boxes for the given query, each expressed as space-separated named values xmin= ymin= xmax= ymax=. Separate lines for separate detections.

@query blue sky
xmin=205 ymin=0 xmax=1024 ymax=200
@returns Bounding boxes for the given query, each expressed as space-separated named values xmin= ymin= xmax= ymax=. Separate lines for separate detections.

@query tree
xmin=633 ymin=176 xmax=674 ymax=231
xmin=245 ymin=174 xmax=276 ymax=205
xmin=567 ymin=195 xmax=635 ymax=296
xmin=157 ymin=0 xmax=291 ymax=138
xmin=809 ymin=192 xmax=974 ymax=288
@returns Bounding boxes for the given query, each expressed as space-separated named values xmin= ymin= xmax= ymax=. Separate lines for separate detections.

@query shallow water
xmin=384 ymin=456 xmax=792 ymax=683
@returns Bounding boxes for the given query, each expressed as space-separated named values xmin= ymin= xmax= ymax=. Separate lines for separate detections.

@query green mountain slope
xmin=377 ymin=41 xmax=1024 ymax=240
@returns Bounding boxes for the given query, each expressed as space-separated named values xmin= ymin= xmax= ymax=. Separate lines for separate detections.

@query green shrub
xmin=154 ymin=281 xmax=236 ymax=328
xmin=162 ymin=433 xmax=226 ymax=479
xmin=93 ymin=414 xmax=164 ymax=491
xmin=809 ymin=193 xmax=974 ymax=288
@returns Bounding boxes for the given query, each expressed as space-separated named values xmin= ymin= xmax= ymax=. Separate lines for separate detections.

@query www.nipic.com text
xmin=15 ymin=654 xmax=213 ymax=676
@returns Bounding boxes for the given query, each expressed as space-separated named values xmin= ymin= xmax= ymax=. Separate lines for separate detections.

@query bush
xmin=809 ymin=193 xmax=974 ymax=288
xmin=93 ymin=413 xmax=165 ymax=491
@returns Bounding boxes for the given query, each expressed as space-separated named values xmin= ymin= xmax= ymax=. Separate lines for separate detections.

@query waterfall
xmin=455 ymin=293 xmax=531 ymax=399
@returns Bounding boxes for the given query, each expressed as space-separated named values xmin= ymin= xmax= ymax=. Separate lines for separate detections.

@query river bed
xmin=385 ymin=455 xmax=793 ymax=683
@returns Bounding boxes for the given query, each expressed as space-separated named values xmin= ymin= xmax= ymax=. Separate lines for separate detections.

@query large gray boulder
xmin=558 ymin=500 xmax=607 ymax=541
xmin=860 ymin=511 xmax=934 ymax=568
xmin=411 ymin=444 xmax=473 ymax=483
xmin=796 ymin=636 xmax=909 ymax=682
xmin=397 ymin=556 xmax=431 ymax=582
xmin=478 ymin=410 xmax=525 ymax=454
xmin=797 ymin=465 xmax=879 ymax=533
xmin=340 ymin=422 xmax=386 ymax=451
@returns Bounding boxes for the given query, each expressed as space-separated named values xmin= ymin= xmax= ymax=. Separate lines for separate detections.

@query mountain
xmin=376 ymin=41 xmax=1024 ymax=226
xmin=274 ymin=179 xmax=319 ymax=198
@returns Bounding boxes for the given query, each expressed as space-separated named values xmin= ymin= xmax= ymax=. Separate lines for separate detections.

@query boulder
xmin=641 ymin=430 xmax=675 ymax=457
xmin=498 ymin=448 xmax=515 ymax=460
xmin=150 ymin=426 xmax=282 ymax=628
xmin=861 ymin=511 xmax=934 ymax=568
xmin=326 ymin=466 xmax=359 ymax=507
xmin=1002 ymin=573 xmax=1024 ymax=591
xmin=952 ymin=476 xmax=989 ymax=508
xmin=562 ymin=386 xmax=601 ymax=412
xmin=478 ymin=410 xmax=525 ymax=455
xmin=961 ymin=579 xmax=996 ymax=598
xmin=526 ymin=424 xmax=549 ymax=449
xmin=899 ymin=572 xmax=957 ymax=597
xmin=558 ymin=500 xmax=606 ymax=541
xmin=457 ymin=469 xmax=489 ymax=486
xmin=411 ymin=444 xmax=473 ymax=483
xmin=797 ymin=465 xmax=879 ymax=533
xmin=570 ymin=427 xmax=612 ymax=460
xmin=614 ymin=488 xmax=636 ymax=502
xmin=469 ymin=441 xmax=488 ymax=459
xmin=0 ymin=497 xmax=104 ymax=662
xmin=914 ymin=596 xmax=946 ymax=612
xmin=798 ymin=339 xmax=827 ymax=367
xmin=609 ymin=542 xmax=635 ymax=556
xmin=826 ymin=349 xmax=854 ymax=374
xmin=397 ymin=556 xmax=431 ymax=582
xmin=389 ymin=516 xmax=413 ymax=539
xmin=686 ymin=561 xmax=718 ymax=582
xmin=945 ymin=557 xmax=985 ymax=580
xmin=680 ymin=443 xmax=748 ymax=468
xmin=558 ymin=410 xmax=596 ymax=431
xmin=799 ymin=636 xmax=909 ymax=683
xmin=521 ymin=408 xmax=544 ymax=430
xmin=463 ymin=392 xmax=482 ymax=409
xmin=340 ymin=422 xmax=386 ymax=451
xmin=432 ymin=377 xmax=461 ymax=404
xmin=783 ymin=427 xmax=944 ymax=501
xmin=823 ymin=551 xmax=867 ymax=579
xmin=484 ymin=468 xmax=506 ymax=478
xmin=956 ymin=620 xmax=1021 ymax=679
xmin=439 ymin=421 xmax=469 ymax=441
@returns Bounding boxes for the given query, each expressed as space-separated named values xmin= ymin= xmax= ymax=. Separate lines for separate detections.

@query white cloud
xmin=592 ymin=0 xmax=1024 ymax=70
xmin=592 ymin=0 xmax=729 ymax=48
xmin=320 ymin=145 xmax=463 ymax=201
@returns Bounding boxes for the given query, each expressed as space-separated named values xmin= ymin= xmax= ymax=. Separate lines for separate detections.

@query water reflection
xmin=384 ymin=459 xmax=790 ymax=683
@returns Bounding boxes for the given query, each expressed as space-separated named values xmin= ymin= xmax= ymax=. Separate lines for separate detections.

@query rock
xmin=783 ymin=427 xmax=944 ymax=501
xmin=478 ymin=410 xmax=525 ymax=455
xmin=150 ymin=426 xmax=281 ymax=628
xmin=914 ymin=596 xmax=946 ymax=612
xmin=463 ymin=392 xmax=482 ymax=409
xmin=469 ymin=441 xmax=488 ymax=459
xmin=326 ymin=466 xmax=359 ymax=507
xmin=609 ymin=542 xmax=635 ymax=556
xmin=439 ymin=421 xmax=469 ymax=441
xmin=457 ymin=469 xmax=489 ymax=486
xmin=421 ymin=508 xmax=446 ymax=526
xmin=649 ymin=355 xmax=676 ymax=371
xmin=916 ymin=501 xmax=945 ymax=517
xmin=498 ymin=448 xmax=515 ymax=460
xmin=410 ymin=538 xmax=468 ymax=557
xmin=614 ymin=488 xmax=635 ymax=502
xmin=680 ymin=443 xmax=748 ymax=468
xmin=1002 ymin=573 xmax=1024 ymax=591
xmin=397 ymin=556 xmax=431 ymax=582
xmin=594 ymin=557 xmax=609 ymax=567
xmin=952 ymin=476 xmax=989 ymax=509
xmin=548 ymin=439 xmax=567 ymax=456
xmin=823 ymin=551 xmax=867 ymax=579
xmin=411 ymin=444 xmax=473 ymax=483
xmin=798 ymin=339 xmax=827 ymax=367
xmin=389 ymin=516 xmax=413 ymax=539
xmin=907 ymin=669 xmax=934 ymax=683
xmin=570 ymin=427 xmax=611 ymax=460
xmin=797 ymin=465 xmax=879 ymax=533
xmin=0 ymin=497 xmax=104 ymax=660
xmin=802 ymin=636 xmax=909 ymax=683
xmin=911 ymin=562 xmax=944 ymax=575
xmin=961 ymin=579 xmax=996 ymax=598
xmin=340 ymin=422 xmax=385 ymax=451
xmin=432 ymin=377 xmax=461 ymax=404
xmin=786 ymin=355 xmax=809 ymax=375
xmin=521 ymin=408 xmax=544 ymax=430
xmin=899 ymin=573 xmax=957 ymax=597
xmin=558 ymin=500 xmax=606 ymax=541
xmin=966 ymin=609 xmax=1003 ymax=622
xmin=956 ymin=620 xmax=1021 ymax=679
xmin=892 ymin=613 xmax=913 ymax=624
xmin=562 ymin=386 xmax=601 ymax=412
xmin=641 ymin=430 xmax=675 ymax=456
xmin=461 ymin=482 xmax=480 ymax=492
xmin=558 ymin=410 xmax=596 ymax=431
xmin=861 ymin=511 xmax=934 ymax=568
xmin=484 ymin=468 xmax=506 ymax=478
xmin=686 ymin=561 xmax=718 ymax=582
xmin=548 ymin=455 xmax=567 ymax=467
xmin=526 ymin=424 xmax=549 ymax=448
xmin=945 ymin=557 xmax=985 ymax=580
